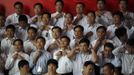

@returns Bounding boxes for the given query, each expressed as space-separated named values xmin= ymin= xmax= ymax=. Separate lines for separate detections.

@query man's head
xmin=14 ymin=1 xmax=23 ymax=15
xmin=18 ymin=60 xmax=30 ymax=73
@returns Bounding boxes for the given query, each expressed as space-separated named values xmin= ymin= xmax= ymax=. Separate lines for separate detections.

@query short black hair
xmin=126 ymin=38 xmax=134 ymax=47
xmin=103 ymin=63 xmax=115 ymax=70
xmin=76 ymin=2 xmax=85 ymax=8
xmin=60 ymin=36 xmax=70 ymax=44
xmin=6 ymin=24 xmax=16 ymax=32
xmin=14 ymin=1 xmax=23 ymax=8
xmin=27 ymin=27 xmax=37 ymax=33
xmin=52 ymin=26 xmax=62 ymax=33
xmin=18 ymin=15 xmax=28 ymax=23
xmin=74 ymin=25 xmax=84 ymax=32
xmin=42 ymin=12 xmax=51 ymax=20
xmin=13 ymin=39 xmax=23 ymax=45
xmin=104 ymin=42 xmax=114 ymax=50
xmin=119 ymin=0 xmax=128 ymax=5
xmin=55 ymin=0 xmax=64 ymax=6
xmin=84 ymin=61 xmax=95 ymax=67
xmin=97 ymin=0 xmax=106 ymax=4
xmin=34 ymin=3 xmax=43 ymax=9
xmin=18 ymin=60 xmax=29 ymax=69
xmin=115 ymin=27 xmax=127 ymax=39
xmin=36 ymin=36 xmax=46 ymax=43
xmin=79 ymin=38 xmax=90 ymax=46
xmin=96 ymin=26 xmax=107 ymax=32
xmin=47 ymin=59 xmax=58 ymax=68
xmin=113 ymin=11 xmax=124 ymax=21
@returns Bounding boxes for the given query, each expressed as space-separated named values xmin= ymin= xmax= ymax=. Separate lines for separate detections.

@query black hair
xmin=76 ymin=2 xmax=85 ymax=8
xmin=55 ymin=0 xmax=64 ymax=6
xmin=13 ymin=39 xmax=23 ymax=45
xmin=74 ymin=25 xmax=84 ymax=32
xmin=0 ymin=14 xmax=5 ymax=21
xmin=104 ymin=42 xmax=114 ymax=50
xmin=18 ymin=15 xmax=28 ymax=23
xmin=84 ymin=61 xmax=95 ymax=67
xmin=14 ymin=1 xmax=23 ymax=8
xmin=97 ymin=0 xmax=106 ymax=4
xmin=34 ymin=3 xmax=43 ymax=9
xmin=60 ymin=36 xmax=71 ymax=44
xmin=18 ymin=60 xmax=29 ymax=69
xmin=79 ymin=38 xmax=90 ymax=46
xmin=96 ymin=26 xmax=107 ymax=32
xmin=115 ymin=27 xmax=127 ymax=39
xmin=36 ymin=36 xmax=46 ymax=43
xmin=6 ymin=24 xmax=16 ymax=32
xmin=27 ymin=27 xmax=37 ymax=33
xmin=52 ymin=26 xmax=62 ymax=33
xmin=126 ymin=38 xmax=134 ymax=47
xmin=47 ymin=59 xmax=58 ymax=68
xmin=103 ymin=63 xmax=115 ymax=70
xmin=42 ymin=12 xmax=51 ymax=20
xmin=113 ymin=11 xmax=124 ymax=21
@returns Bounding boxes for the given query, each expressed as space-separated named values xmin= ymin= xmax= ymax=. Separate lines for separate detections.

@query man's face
xmin=79 ymin=42 xmax=89 ymax=52
xmin=36 ymin=38 xmax=45 ymax=50
xmin=6 ymin=28 xmax=14 ymax=38
xmin=87 ymin=12 xmax=95 ymax=24
xmin=19 ymin=21 xmax=27 ymax=28
xmin=60 ymin=38 xmax=69 ymax=48
xmin=97 ymin=1 xmax=105 ymax=10
xmin=27 ymin=29 xmax=37 ymax=40
xmin=84 ymin=64 xmax=94 ymax=75
xmin=103 ymin=66 xmax=113 ymax=75
xmin=113 ymin=15 xmax=121 ymax=25
xmin=97 ymin=28 xmax=106 ymax=39
xmin=76 ymin=4 xmax=84 ymax=14
xmin=104 ymin=46 xmax=112 ymax=58
xmin=65 ymin=13 xmax=73 ymax=24
xmin=14 ymin=4 xmax=23 ymax=14
xmin=48 ymin=63 xmax=57 ymax=72
xmin=34 ymin=5 xmax=42 ymax=15
xmin=21 ymin=65 xmax=30 ymax=73
xmin=74 ymin=27 xmax=83 ymax=39
xmin=52 ymin=29 xmax=61 ymax=39
xmin=42 ymin=14 xmax=50 ymax=25
xmin=14 ymin=41 xmax=22 ymax=52
xmin=55 ymin=2 xmax=63 ymax=12
xmin=119 ymin=1 xmax=127 ymax=11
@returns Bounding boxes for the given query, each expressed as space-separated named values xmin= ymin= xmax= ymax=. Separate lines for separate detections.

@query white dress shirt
xmin=84 ymin=23 xmax=102 ymax=42
xmin=74 ymin=14 xmax=88 ymax=28
xmin=29 ymin=50 xmax=52 ymax=75
xmin=23 ymin=40 xmax=36 ymax=54
xmin=96 ymin=11 xmax=113 ymax=27
xmin=31 ymin=15 xmax=42 ymax=27
xmin=16 ymin=26 xmax=28 ymax=41
xmin=1 ymin=37 xmax=16 ymax=59
xmin=51 ymin=12 xmax=65 ymax=29
xmin=73 ymin=52 xmax=92 ymax=75
xmin=5 ymin=52 xmax=29 ymax=75
xmin=14 ymin=72 xmax=31 ymax=75
xmin=5 ymin=13 xmax=31 ymax=26
xmin=113 ymin=46 xmax=134 ymax=75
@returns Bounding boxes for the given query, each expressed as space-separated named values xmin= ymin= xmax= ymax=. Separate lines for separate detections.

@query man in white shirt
xmin=51 ymin=0 xmax=65 ymax=29
xmin=23 ymin=27 xmax=37 ymax=55
xmin=29 ymin=36 xmax=52 ymax=75
xmin=1 ymin=25 xmax=16 ymax=59
xmin=31 ymin=3 xmax=43 ymax=27
xmin=112 ymin=39 xmax=134 ymax=75
xmin=85 ymin=11 xmax=102 ymax=42
xmin=16 ymin=15 xmax=29 ymax=41
xmin=95 ymin=0 xmax=113 ymax=27
xmin=0 ymin=14 xmax=6 ymax=41
xmin=73 ymin=2 xmax=87 ymax=28
xmin=5 ymin=1 xmax=31 ymax=26
xmin=5 ymin=39 xmax=29 ymax=75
